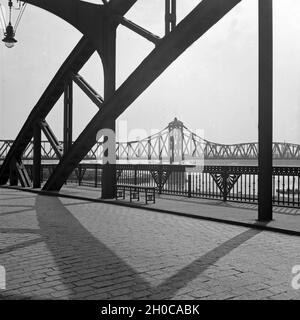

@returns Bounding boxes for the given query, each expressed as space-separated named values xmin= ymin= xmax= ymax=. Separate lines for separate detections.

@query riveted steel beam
xmin=21 ymin=0 xmax=138 ymax=56
xmin=22 ymin=0 xmax=105 ymax=54
xmin=101 ymin=26 xmax=117 ymax=199
xmin=258 ymin=0 xmax=273 ymax=221
xmin=9 ymin=158 xmax=19 ymax=186
xmin=40 ymin=120 xmax=63 ymax=158
xmin=118 ymin=17 xmax=161 ymax=45
xmin=165 ymin=0 xmax=176 ymax=35
xmin=64 ymin=79 xmax=73 ymax=154
xmin=15 ymin=159 xmax=32 ymax=188
xmin=108 ymin=0 xmax=138 ymax=16
xmin=33 ymin=123 xmax=41 ymax=188
xmin=0 ymin=37 xmax=94 ymax=185
xmin=72 ymin=74 xmax=104 ymax=108
xmin=43 ymin=0 xmax=242 ymax=191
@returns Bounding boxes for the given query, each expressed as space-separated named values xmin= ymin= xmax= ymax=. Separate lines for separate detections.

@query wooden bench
xmin=116 ymin=184 xmax=155 ymax=204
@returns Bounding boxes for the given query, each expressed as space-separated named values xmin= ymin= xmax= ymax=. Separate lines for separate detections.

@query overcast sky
xmin=1 ymin=0 xmax=300 ymax=144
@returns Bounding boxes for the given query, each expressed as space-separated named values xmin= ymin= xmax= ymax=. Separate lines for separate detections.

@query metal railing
xmin=24 ymin=163 xmax=300 ymax=208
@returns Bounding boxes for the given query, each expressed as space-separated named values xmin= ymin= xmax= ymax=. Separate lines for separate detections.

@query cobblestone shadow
xmin=0 ymin=189 xmax=265 ymax=300
xmin=35 ymin=195 xmax=261 ymax=299
xmin=149 ymin=228 xmax=261 ymax=299
xmin=35 ymin=195 xmax=151 ymax=299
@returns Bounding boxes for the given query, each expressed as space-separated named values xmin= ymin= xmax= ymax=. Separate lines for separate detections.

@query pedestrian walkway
xmin=0 ymin=187 xmax=300 ymax=300
xmin=60 ymin=185 xmax=300 ymax=235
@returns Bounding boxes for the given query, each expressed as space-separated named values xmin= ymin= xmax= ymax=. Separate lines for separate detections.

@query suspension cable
xmin=14 ymin=2 xmax=26 ymax=32
xmin=0 ymin=5 xmax=6 ymax=31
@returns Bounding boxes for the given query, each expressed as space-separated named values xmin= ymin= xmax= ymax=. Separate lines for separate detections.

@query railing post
xmin=95 ymin=164 xmax=98 ymax=188
xmin=78 ymin=165 xmax=82 ymax=186
xmin=158 ymin=167 xmax=162 ymax=194
xmin=222 ymin=167 xmax=228 ymax=202
xmin=134 ymin=167 xmax=137 ymax=185
xmin=188 ymin=173 xmax=191 ymax=198
xmin=40 ymin=164 xmax=43 ymax=183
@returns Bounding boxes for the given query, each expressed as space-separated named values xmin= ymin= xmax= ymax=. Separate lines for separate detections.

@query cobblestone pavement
xmin=0 ymin=188 xmax=300 ymax=300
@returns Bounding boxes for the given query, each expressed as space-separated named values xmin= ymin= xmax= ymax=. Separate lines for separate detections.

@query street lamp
xmin=2 ymin=22 xmax=17 ymax=48
xmin=0 ymin=1 xmax=26 ymax=48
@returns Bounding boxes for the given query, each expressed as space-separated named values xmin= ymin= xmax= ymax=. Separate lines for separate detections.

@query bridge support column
xmin=165 ymin=0 xmax=176 ymax=35
xmin=33 ymin=123 xmax=41 ymax=188
xmin=258 ymin=0 xmax=273 ymax=221
xmin=101 ymin=26 xmax=116 ymax=199
xmin=101 ymin=120 xmax=116 ymax=199
xmin=64 ymin=79 xmax=73 ymax=154
xmin=9 ymin=158 xmax=18 ymax=186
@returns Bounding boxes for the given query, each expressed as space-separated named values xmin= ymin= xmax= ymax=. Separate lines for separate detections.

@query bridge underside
xmin=0 ymin=0 xmax=273 ymax=221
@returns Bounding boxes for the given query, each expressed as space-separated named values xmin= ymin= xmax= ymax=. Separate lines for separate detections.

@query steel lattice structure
xmin=1 ymin=117 xmax=300 ymax=161
xmin=0 ymin=0 xmax=276 ymax=221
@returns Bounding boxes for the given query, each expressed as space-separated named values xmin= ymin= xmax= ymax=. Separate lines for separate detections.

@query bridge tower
xmin=168 ymin=117 xmax=184 ymax=164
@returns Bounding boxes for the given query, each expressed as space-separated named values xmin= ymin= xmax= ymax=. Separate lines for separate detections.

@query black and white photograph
xmin=0 ymin=0 xmax=299 ymax=316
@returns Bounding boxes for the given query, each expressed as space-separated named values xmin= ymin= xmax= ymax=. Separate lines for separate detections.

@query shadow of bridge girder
xmin=0 ymin=191 xmax=262 ymax=300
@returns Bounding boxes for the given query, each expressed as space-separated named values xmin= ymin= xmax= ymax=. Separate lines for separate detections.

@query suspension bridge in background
xmin=1 ymin=118 xmax=300 ymax=162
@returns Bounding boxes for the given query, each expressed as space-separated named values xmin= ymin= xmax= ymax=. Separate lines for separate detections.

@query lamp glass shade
xmin=4 ymin=41 xmax=15 ymax=48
